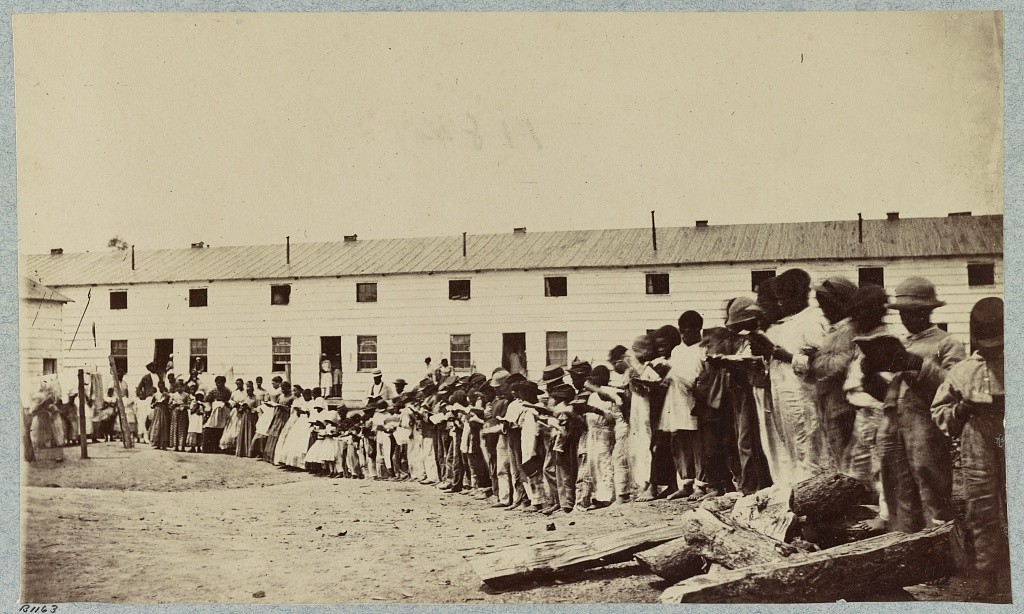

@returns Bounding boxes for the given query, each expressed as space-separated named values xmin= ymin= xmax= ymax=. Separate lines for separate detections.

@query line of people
xmin=35 ymin=268 xmax=1002 ymax=598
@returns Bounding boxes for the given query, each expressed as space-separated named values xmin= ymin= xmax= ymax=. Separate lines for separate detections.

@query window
xmin=449 ymin=279 xmax=471 ymax=301
xmin=356 ymin=282 xmax=378 ymax=303
xmin=271 ymin=337 xmax=291 ymax=373
xmin=189 ymin=288 xmax=208 ymax=307
xmin=544 ymin=276 xmax=567 ymax=297
xmin=751 ymin=270 xmax=776 ymax=293
xmin=859 ymin=267 xmax=885 ymax=288
xmin=190 ymin=338 xmax=208 ymax=373
xmin=967 ymin=263 xmax=995 ymax=287
xmin=43 ymin=359 xmax=57 ymax=375
xmin=646 ymin=273 xmax=670 ymax=295
xmin=546 ymin=331 xmax=568 ymax=367
xmin=357 ymin=336 xmax=378 ymax=371
xmin=110 ymin=340 xmax=128 ymax=377
xmin=109 ymin=290 xmax=127 ymax=310
xmin=450 ymin=334 xmax=472 ymax=370
xmin=271 ymin=284 xmax=291 ymax=305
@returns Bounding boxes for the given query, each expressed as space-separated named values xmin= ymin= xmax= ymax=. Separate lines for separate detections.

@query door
xmin=154 ymin=339 xmax=174 ymax=374
xmin=320 ymin=336 xmax=342 ymax=397
xmin=502 ymin=333 xmax=527 ymax=377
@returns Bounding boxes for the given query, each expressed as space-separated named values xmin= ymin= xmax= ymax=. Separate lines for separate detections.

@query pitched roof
xmin=20 ymin=214 xmax=1003 ymax=287
xmin=20 ymin=277 xmax=73 ymax=302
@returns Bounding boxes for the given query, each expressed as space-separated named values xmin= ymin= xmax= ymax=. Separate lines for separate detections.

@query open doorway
xmin=154 ymin=339 xmax=174 ymax=374
xmin=502 ymin=333 xmax=527 ymax=377
xmin=320 ymin=336 xmax=342 ymax=397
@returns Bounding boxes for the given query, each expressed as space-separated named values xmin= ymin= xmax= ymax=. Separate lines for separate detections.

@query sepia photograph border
xmin=2 ymin=0 xmax=1021 ymax=612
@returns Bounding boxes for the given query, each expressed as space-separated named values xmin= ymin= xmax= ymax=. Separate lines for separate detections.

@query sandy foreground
xmin=21 ymin=442 xmax=980 ymax=604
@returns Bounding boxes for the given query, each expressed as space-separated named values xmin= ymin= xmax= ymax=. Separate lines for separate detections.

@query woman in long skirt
xmin=235 ymin=382 xmax=259 ymax=458
xmin=279 ymin=391 xmax=314 ymax=468
xmin=149 ymin=391 xmax=172 ymax=450
xmin=263 ymin=384 xmax=294 ymax=463
xmin=170 ymin=385 xmax=190 ymax=452
xmin=219 ymin=380 xmax=246 ymax=453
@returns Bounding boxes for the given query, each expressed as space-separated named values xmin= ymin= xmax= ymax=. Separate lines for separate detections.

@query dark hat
xmin=887 ymin=276 xmax=945 ymax=310
xmin=549 ymin=383 xmax=576 ymax=402
xmin=512 ymin=380 xmax=541 ymax=397
xmin=847 ymin=285 xmax=888 ymax=317
xmin=505 ymin=372 xmax=527 ymax=386
xmin=541 ymin=365 xmax=566 ymax=385
xmin=467 ymin=372 xmax=488 ymax=389
xmin=393 ymin=378 xmax=408 ymax=386
xmin=726 ymin=297 xmax=763 ymax=327
xmin=970 ymin=297 xmax=1003 ymax=348
xmin=567 ymin=357 xmax=592 ymax=375
xmin=146 ymin=361 xmax=160 ymax=373
xmin=813 ymin=276 xmax=858 ymax=305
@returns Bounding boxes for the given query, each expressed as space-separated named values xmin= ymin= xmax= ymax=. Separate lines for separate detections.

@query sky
xmin=13 ymin=11 xmax=1004 ymax=255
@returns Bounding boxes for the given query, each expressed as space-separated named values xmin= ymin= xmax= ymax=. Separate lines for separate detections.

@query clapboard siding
xmin=19 ymin=299 xmax=64 ymax=402
xmin=49 ymin=256 xmax=1002 ymax=403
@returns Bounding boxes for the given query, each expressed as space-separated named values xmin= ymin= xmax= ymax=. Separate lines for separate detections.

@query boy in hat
xmin=866 ymin=276 xmax=964 ymax=533
xmin=931 ymin=297 xmax=1007 ymax=599
xmin=367 ymin=369 xmax=395 ymax=406
xmin=494 ymin=374 xmax=529 ymax=508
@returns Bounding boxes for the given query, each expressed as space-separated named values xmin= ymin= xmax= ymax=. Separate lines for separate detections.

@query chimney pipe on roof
xmin=191 ymin=241 xmax=205 ymax=249
xmin=651 ymin=210 xmax=658 ymax=251
xmin=886 ymin=212 xmax=900 ymax=221
xmin=513 ymin=227 xmax=526 ymax=234
xmin=344 ymin=234 xmax=358 ymax=242
xmin=462 ymin=232 xmax=467 ymax=258
xmin=50 ymin=248 xmax=63 ymax=255
xmin=857 ymin=213 xmax=863 ymax=244
xmin=286 ymin=236 xmax=290 ymax=265
xmin=695 ymin=220 xmax=708 ymax=228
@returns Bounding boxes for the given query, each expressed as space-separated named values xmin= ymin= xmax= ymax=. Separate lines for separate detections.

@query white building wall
xmin=49 ymin=255 xmax=1002 ymax=403
xmin=19 ymin=298 xmax=64 ymax=403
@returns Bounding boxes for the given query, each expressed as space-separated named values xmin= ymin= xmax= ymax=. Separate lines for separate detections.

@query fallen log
xmin=466 ymin=517 xmax=701 ymax=588
xmin=634 ymin=508 xmax=808 ymax=582
xmin=730 ymin=484 xmax=797 ymax=542
xmin=791 ymin=472 xmax=872 ymax=521
xmin=660 ymin=521 xmax=958 ymax=603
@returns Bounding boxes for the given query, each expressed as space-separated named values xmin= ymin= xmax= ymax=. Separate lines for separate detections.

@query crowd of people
xmin=25 ymin=269 xmax=1006 ymax=597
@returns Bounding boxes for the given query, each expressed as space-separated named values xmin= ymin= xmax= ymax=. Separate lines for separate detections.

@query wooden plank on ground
xmin=466 ymin=517 xmax=700 ymax=588
xmin=660 ymin=521 xmax=958 ymax=603
xmin=634 ymin=508 xmax=809 ymax=582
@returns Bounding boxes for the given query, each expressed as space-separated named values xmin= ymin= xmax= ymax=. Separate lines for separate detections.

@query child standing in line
xmin=187 ymin=392 xmax=206 ymax=453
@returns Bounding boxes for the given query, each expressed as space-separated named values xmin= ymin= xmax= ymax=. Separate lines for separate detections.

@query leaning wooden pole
xmin=77 ymin=369 xmax=88 ymax=459
xmin=109 ymin=355 xmax=133 ymax=449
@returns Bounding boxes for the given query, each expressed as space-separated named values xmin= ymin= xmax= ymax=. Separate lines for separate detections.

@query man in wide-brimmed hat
xmin=866 ymin=276 xmax=965 ymax=534
xmin=931 ymin=297 xmax=1007 ymax=598
xmin=367 ymin=368 xmax=395 ymax=406
xmin=540 ymin=365 xmax=567 ymax=392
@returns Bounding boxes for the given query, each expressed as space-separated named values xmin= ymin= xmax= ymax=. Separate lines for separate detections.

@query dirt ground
xmin=22 ymin=442 xmax=986 ymax=604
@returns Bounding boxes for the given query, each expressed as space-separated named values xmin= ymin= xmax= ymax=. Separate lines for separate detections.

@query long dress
xmin=169 ymin=393 xmax=190 ymax=450
xmin=236 ymin=396 xmax=259 ymax=457
xmin=220 ymin=405 xmax=243 ymax=452
xmin=265 ymin=402 xmax=293 ymax=462
xmin=149 ymin=393 xmax=172 ymax=449
xmin=279 ymin=403 xmax=314 ymax=468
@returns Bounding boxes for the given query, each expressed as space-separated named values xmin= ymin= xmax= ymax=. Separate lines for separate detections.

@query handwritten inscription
xmin=20 ymin=606 xmax=59 ymax=613
xmin=413 ymin=115 xmax=542 ymax=150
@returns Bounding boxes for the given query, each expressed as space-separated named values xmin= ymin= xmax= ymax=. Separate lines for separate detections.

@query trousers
xmin=628 ymin=394 xmax=653 ymax=493
xmin=482 ymin=433 xmax=499 ymax=494
xmin=496 ymin=432 xmax=526 ymax=505
xmin=555 ymin=431 xmax=580 ymax=509
xmin=960 ymin=410 xmax=1009 ymax=583
xmin=877 ymin=403 xmax=952 ymax=533
xmin=421 ymin=430 xmax=440 ymax=482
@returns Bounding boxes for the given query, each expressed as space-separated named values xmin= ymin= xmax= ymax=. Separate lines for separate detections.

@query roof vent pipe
xmin=286 ymin=236 xmax=290 ymax=265
xmin=462 ymin=232 xmax=467 ymax=258
xmin=513 ymin=227 xmax=526 ymax=234
xmin=858 ymin=213 xmax=863 ymax=244
xmin=344 ymin=234 xmax=358 ymax=242
xmin=650 ymin=210 xmax=658 ymax=251
xmin=695 ymin=220 xmax=708 ymax=228
xmin=886 ymin=212 xmax=900 ymax=221
xmin=191 ymin=241 xmax=205 ymax=249
xmin=50 ymin=248 xmax=63 ymax=255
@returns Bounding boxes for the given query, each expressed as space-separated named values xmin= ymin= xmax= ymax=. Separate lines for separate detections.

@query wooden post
xmin=109 ymin=355 xmax=133 ymax=449
xmin=22 ymin=405 xmax=35 ymax=462
xmin=77 ymin=369 xmax=88 ymax=459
